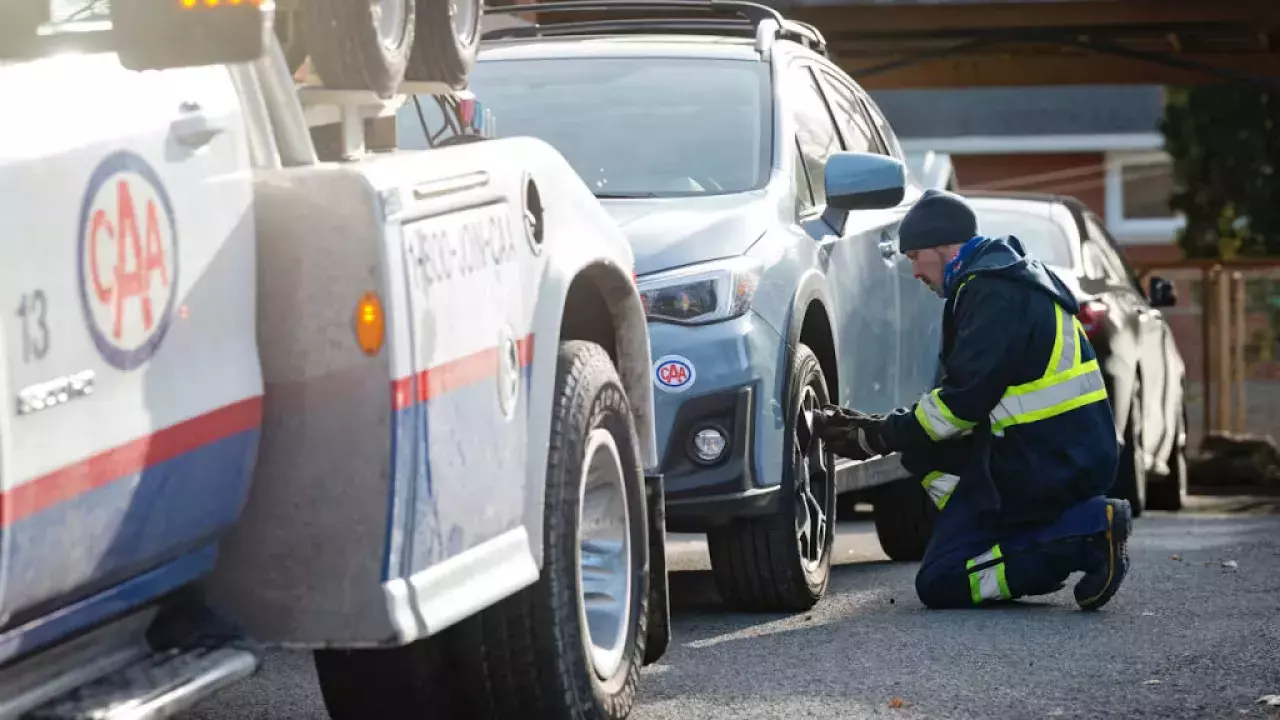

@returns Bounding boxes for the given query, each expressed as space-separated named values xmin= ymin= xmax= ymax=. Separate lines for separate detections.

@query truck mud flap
xmin=643 ymin=472 xmax=671 ymax=665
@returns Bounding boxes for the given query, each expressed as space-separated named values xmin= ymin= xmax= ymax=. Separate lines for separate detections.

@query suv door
xmin=815 ymin=69 xmax=940 ymax=407
xmin=789 ymin=62 xmax=897 ymax=412
xmin=0 ymin=53 xmax=261 ymax=626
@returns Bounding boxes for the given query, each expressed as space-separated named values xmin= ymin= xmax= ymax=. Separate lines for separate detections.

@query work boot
xmin=1074 ymin=498 xmax=1132 ymax=610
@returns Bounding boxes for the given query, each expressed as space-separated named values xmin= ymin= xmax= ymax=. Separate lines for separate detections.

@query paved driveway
xmin=183 ymin=499 xmax=1280 ymax=720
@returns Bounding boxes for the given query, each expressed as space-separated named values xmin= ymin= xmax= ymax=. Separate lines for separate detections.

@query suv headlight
xmin=637 ymin=256 xmax=763 ymax=325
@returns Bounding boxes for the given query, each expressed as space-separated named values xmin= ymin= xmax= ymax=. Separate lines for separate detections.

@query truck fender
xmin=517 ymin=143 xmax=658 ymax=573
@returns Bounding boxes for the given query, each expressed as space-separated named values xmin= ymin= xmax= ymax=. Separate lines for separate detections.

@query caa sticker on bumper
xmin=653 ymin=355 xmax=695 ymax=393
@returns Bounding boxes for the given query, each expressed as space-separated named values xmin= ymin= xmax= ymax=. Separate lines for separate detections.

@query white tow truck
xmin=0 ymin=1 xmax=670 ymax=718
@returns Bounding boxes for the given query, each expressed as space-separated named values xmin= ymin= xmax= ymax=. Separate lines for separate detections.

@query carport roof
xmin=505 ymin=0 xmax=1280 ymax=89
xmin=773 ymin=0 xmax=1280 ymax=89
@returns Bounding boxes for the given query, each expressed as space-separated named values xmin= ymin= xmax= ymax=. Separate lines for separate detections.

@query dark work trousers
xmin=913 ymin=474 xmax=1111 ymax=609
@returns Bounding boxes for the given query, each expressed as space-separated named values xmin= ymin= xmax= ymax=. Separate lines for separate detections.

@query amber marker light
xmin=180 ymin=0 xmax=265 ymax=8
xmin=355 ymin=292 xmax=385 ymax=356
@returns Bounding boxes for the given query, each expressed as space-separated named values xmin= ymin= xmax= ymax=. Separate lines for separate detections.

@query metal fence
xmin=1134 ymin=261 xmax=1280 ymax=448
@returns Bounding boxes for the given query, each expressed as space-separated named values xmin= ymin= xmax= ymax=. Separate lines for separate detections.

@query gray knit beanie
xmin=899 ymin=189 xmax=978 ymax=253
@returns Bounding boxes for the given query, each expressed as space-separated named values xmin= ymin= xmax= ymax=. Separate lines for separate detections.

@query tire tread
xmin=707 ymin=344 xmax=832 ymax=613
xmin=302 ymin=0 xmax=412 ymax=97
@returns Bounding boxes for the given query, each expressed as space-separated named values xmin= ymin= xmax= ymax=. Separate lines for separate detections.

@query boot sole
xmin=1075 ymin=500 xmax=1132 ymax=610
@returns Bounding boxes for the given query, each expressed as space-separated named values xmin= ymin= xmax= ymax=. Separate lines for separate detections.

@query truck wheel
xmin=707 ymin=343 xmax=835 ymax=612
xmin=871 ymin=477 xmax=937 ymax=562
xmin=1113 ymin=382 xmax=1147 ymax=518
xmin=454 ymin=340 xmax=649 ymax=719
xmin=406 ymin=0 xmax=482 ymax=87
xmin=273 ymin=8 xmax=308 ymax=74
xmin=302 ymin=0 xmax=414 ymax=97
xmin=1147 ymin=405 xmax=1188 ymax=511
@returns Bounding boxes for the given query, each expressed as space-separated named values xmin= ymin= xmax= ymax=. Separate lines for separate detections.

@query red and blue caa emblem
xmin=653 ymin=354 xmax=696 ymax=393
xmin=76 ymin=151 xmax=179 ymax=371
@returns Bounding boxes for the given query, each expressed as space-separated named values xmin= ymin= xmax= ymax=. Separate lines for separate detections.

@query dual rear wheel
xmin=278 ymin=0 xmax=482 ymax=96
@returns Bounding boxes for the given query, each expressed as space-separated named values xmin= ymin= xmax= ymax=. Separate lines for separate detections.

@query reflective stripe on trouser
xmin=922 ymin=471 xmax=959 ymax=510
xmin=966 ymin=544 xmax=1011 ymax=604
xmin=914 ymin=497 xmax=1113 ymax=610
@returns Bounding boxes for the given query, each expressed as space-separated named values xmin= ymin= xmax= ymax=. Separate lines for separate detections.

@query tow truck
xmin=0 ymin=1 xmax=669 ymax=718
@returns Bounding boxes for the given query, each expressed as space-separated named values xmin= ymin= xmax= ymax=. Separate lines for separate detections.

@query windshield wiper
xmin=594 ymin=192 xmax=661 ymax=199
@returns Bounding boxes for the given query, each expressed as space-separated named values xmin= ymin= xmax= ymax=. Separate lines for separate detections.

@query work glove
xmin=811 ymin=405 xmax=892 ymax=461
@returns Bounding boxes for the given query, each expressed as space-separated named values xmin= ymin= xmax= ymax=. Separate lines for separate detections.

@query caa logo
xmin=653 ymin=355 xmax=696 ymax=393
xmin=77 ymin=151 xmax=180 ymax=372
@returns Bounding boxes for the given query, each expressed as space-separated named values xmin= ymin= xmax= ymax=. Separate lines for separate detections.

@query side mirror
xmin=1148 ymin=275 xmax=1177 ymax=308
xmin=825 ymin=152 xmax=906 ymax=212
xmin=112 ymin=0 xmax=271 ymax=71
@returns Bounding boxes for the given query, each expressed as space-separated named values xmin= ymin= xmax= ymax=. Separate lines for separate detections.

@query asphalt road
xmin=182 ymin=497 xmax=1280 ymax=720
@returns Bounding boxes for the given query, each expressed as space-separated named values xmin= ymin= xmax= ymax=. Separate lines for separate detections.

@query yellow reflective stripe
xmin=991 ymin=361 xmax=1107 ymax=431
xmin=921 ymin=471 xmax=959 ymax=510
xmin=1072 ymin=316 xmax=1084 ymax=366
xmin=966 ymin=544 xmax=1011 ymax=604
xmin=1045 ymin=304 xmax=1065 ymax=376
xmin=1055 ymin=309 xmax=1076 ymax=374
xmin=1005 ymin=357 xmax=1100 ymax=397
xmin=915 ymin=389 xmax=977 ymax=441
xmin=1043 ymin=305 xmax=1077 ymax=376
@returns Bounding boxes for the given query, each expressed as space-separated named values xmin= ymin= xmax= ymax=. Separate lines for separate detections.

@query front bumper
xmin=645 ymin=312 xmax=786 ymax=532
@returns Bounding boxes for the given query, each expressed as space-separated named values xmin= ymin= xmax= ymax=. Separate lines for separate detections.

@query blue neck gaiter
xmin=942 ymin=235 xmax=984 ymax=296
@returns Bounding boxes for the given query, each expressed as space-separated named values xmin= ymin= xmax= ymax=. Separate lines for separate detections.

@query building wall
xmin=945 ymin=151 xmax=1190 ymax=264
xmin=951 ymin=152 xmax=1107 ymax=218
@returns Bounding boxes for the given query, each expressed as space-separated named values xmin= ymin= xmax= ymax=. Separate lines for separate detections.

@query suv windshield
xmin=972 ymin=206 xmax=1075 ymax=270
xmin=401 ymin=56 xmax=772 ymax=198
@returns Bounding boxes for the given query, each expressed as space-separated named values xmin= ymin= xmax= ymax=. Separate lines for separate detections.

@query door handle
xmin=878 ymin=232 xmax=897 ymax=262
xmin=169 ymin=102 xmax=224 ymax=149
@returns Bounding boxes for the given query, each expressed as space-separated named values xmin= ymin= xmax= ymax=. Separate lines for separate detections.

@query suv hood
xmin=600 ymin=193 xmax=771 ymax=276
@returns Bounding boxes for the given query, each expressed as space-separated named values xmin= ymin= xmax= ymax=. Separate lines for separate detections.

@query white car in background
xmin=906 ymin=150 xmax=958 ymax=191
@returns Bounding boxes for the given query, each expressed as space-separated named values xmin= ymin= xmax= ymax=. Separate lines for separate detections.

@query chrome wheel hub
xmin=577 ymin=428 xmax=632 ymax=680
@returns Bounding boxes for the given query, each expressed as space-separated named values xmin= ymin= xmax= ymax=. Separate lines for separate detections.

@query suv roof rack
xmin=481 ymin=0 xmax=827 ymax=56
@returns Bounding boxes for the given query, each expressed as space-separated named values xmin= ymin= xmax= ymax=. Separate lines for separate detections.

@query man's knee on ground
xmin=914 ymin=564 xmax=971 ymax=610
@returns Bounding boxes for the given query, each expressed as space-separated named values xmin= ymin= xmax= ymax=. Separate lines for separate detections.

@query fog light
xmin=690 ymin=426 xmax=728 ymax=464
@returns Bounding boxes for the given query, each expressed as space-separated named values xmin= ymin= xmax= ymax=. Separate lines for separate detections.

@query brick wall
xmin=951 ymin=152 xmax=1107 ymax=215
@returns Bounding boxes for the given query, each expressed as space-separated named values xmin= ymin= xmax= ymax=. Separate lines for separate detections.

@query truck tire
xmin=406 ymin=0 xmax=482 ymax=87
xmin=872 ymin=477 xmax=937 ymax=562
xmin=1146 ymin=405 xmax=1188 ymax=511
xmin=273 ymin=8 xmax=308 ymax=74
xmin=454 ymin=340 xmax=650 ymax=719
xmin=707 ymin=343 xmax=836 ymax=612
xmin=302 ymin=0 xmax=414 ymax=97
xmin=314 ymin=341 xmax=648 ymax=719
